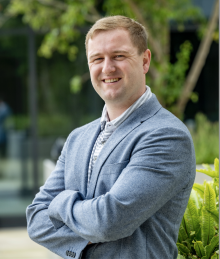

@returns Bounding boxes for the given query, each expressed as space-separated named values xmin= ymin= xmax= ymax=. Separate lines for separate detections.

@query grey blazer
xmin=26 ymin=94 xmax=196 ymax=259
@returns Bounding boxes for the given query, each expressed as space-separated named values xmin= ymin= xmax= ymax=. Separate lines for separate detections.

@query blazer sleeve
xmin=47 ymin=127 xmax=195 ymax=243
xmin=26 ymin=135 xmax=88 ymax=259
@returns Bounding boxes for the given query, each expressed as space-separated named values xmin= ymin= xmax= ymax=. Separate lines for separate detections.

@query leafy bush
xmin=190 ymin=113 xmax=219 ymax=164
xmin=38 ymin=113 xmax=73 ymax=137
xmin=177 ymin=158 xmax=219 ymax=259
xmin=8 ymin=114 xmax=73 ymax=137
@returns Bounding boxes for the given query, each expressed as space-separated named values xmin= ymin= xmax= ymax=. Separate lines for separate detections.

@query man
xmin=27 ymin=16 xmax=196 ymax=259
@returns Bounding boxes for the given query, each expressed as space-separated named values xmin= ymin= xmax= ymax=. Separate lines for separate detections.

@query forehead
xmin=87 ymin=29 xmax=137 ymax=58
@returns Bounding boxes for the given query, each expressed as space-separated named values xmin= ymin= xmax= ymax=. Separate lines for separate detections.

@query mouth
xmin=102 ymin=78 xmax=121 ymax=83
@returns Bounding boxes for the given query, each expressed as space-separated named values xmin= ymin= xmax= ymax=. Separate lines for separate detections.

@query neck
xmin=106 ymin=86 xmax=147 ymax=121
xmin=106 ymin=104 xmax=129 ymax=121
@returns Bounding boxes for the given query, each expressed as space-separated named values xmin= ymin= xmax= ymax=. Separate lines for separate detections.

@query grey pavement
xmin=0 ymin=228 xmax=62 ymax=259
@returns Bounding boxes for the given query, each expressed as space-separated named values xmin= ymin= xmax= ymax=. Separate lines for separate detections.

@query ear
xmin=143 ymin=49 xmax=151 ymax=74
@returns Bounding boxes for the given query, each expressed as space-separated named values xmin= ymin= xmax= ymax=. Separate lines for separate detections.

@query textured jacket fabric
xmin=26 ymin=94 xmax=196 ymax=259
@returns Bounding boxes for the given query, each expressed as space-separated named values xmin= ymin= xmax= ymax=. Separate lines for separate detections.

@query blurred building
xmin=0 ymin=0 xmax=218 ymax=228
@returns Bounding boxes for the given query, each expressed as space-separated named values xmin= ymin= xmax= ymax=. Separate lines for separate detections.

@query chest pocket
xmin=95 ymin=160 xmax=129 ymax=196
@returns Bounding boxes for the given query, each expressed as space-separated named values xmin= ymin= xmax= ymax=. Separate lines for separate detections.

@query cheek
xmin=90 ymin=66 xmax=101 ymax=81
xmin=89 ymin=70 xmax=101 ymax=90
xmin=120 ymin=62 xmax=135 ymax=74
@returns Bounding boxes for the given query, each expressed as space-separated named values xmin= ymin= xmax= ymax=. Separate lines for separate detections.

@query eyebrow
xmin=88 ymin=50 xmax=129 ymax=61
xmin=88 ymin=53 xmax=101 ymax=60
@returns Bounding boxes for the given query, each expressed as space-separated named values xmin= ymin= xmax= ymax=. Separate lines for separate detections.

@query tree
xmin=1 ymin=0 xmax=219 ymax=119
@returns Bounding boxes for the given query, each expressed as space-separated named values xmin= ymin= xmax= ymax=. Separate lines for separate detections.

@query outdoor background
xmin=0 ymin=0 xmax=218 ymax=258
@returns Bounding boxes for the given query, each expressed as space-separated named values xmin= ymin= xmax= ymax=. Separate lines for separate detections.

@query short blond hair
xmin=85 ymin=15 xmax=148 ymax=56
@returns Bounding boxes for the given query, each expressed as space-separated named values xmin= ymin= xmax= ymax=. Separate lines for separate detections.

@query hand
xmin=88 ymin=242 xmax=93 ymax=245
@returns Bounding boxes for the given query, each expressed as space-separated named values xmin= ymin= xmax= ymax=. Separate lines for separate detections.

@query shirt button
xmin=93 ymin=156 xmax=97 ymax=161
xmin=101 ymin=141 xmax=105 ymax=145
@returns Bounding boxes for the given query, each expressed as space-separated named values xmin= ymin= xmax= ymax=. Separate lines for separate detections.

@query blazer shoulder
xmin=139 ymin=107 xmax=194 ymax=148
xmin=66 ymin=117 xmax=100 ymax=143
xmin=150 ymin=107 xmax=190 ymax=132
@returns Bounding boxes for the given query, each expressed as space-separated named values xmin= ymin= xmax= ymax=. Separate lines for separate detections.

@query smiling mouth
xmin=103 ymin=78 xmax=121 ymax=83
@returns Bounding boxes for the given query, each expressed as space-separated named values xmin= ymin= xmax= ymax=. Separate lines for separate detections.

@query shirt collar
xmin=100 ymin=85 xmax=152 ymax=131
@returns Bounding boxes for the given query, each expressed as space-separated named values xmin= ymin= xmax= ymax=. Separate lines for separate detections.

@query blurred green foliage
xmin=9 ymin=112 xmax=100 ymax=137
xmin=160 ymin=40 xmax=193 ymax=107
xmin=2 ymin=0 xmax=206 ymax=118
xmin=38 ymin=114 xmax=73 ymax=137
xmin=70 ymin=75 xmax=82 ymax=94
xmin=1 ymin=1 xmax=218 ymax=149
xmin=190 ymin=113 xmax=219 ymax=164
xmin=9 ymin=114 xmax=73 ymax=137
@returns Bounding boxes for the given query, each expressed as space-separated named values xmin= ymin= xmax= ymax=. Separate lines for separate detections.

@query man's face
xmin=87 ymin=29 xmax=151 ymax=108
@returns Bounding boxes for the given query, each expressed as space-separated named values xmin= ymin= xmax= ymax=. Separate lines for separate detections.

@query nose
xmin=102 ymin=58 xmax=116 ymax=74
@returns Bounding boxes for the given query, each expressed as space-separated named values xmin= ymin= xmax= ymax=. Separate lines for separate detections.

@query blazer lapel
xmin=73 ymin=120 xmax=101 ymax=197
xmin=86 ymin=94 xmax=162 ymax=199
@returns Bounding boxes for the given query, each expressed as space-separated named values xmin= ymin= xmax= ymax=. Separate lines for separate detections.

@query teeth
xmin=105 ymin=78 xmax=119 ymax=83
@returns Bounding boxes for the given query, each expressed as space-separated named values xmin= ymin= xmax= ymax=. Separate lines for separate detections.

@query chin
xmin=105 ymin=88 xmax=124 ymax=98
xmin=103 ymin=92 xmax=121 ymax=101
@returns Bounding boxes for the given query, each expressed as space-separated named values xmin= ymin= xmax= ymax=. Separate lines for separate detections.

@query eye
xmin=93 ymin=58 xmax=103 ymax=63
xmin=115 ymin=55 xmax=124 ymax=60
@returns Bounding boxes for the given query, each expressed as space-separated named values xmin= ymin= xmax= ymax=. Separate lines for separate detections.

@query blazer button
xmin=70 ymin=251 xmax=76 ymax=258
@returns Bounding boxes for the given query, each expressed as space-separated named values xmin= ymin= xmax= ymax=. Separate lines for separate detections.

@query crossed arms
xmin=27 ymin=126 xmax=192 ymax=257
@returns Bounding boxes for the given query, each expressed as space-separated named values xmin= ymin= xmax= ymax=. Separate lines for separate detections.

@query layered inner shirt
xmin=87 ymin=85 xmax=152 ymax=187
